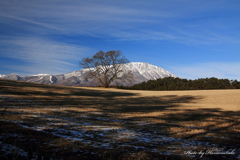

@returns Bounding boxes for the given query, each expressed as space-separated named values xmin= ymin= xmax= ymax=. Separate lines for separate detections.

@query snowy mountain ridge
xmin=0 ymin=62 xmax=177 ymax=86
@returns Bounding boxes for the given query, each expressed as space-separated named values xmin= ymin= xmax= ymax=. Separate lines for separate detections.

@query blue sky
xmin=0 ymin=0 xmax=240 ymax=80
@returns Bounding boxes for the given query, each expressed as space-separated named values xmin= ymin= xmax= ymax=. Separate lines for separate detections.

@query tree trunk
xmin=103 ymin=85 xmax=109 ymax=88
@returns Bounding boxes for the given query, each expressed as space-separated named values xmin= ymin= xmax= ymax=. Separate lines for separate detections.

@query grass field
xmin=0 ymin=79 xmax=240 ymax=160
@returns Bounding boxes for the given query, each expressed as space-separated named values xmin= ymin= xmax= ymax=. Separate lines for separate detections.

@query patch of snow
xmin=91 ymin=111 xmax=103 ymax=115
xmin=50 ymin=75 xmax=53 ymax=83
xmin=2 ymin=96 xmax=238 ymax=159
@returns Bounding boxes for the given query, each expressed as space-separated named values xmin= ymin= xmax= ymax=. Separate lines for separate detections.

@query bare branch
xmin=79 ymin=50 xmax=133 ymax=88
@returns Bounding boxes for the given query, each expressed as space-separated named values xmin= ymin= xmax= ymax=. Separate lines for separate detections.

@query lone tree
xmin=79 ymin=50 xmax=133 ymax=88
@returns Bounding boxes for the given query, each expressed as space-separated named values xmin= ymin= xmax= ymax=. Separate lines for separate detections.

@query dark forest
xmin=119 ymin=77 xmax=240 ymax=90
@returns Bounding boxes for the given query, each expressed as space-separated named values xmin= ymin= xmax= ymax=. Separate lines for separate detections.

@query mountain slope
xmin=125 ymin=62 xmax=176 ymax=79
xmin=1 ymin=74 xmax=25 ymax=81
xmin=0 ymin=62 xmax=177 ymax=86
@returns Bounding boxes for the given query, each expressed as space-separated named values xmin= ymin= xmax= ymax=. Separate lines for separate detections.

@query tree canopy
xmin=79 ymin=50 xmax=133 ymax=88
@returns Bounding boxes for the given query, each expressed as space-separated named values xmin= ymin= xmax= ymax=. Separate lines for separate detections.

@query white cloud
xmin=170 ymin=62 xmax=240 ymax=80
xmin=0 ymin=13 xmax=61 ymax=31
xmin=0 ymin=37 xmax=91 ymax=75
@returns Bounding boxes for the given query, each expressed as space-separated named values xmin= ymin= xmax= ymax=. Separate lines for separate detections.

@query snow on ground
xmin=0 ymin=94 xmax=239 ymax=159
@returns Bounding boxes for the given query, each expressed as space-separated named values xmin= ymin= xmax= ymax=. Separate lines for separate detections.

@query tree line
xmin=118 ymin=77 xmax=240 ymax=90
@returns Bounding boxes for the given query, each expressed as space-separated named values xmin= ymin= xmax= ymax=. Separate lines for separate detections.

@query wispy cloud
xmin=0 ymin=0 xmax=239 ymax=77
xmin=170 ymin=62 xmax=240 ymax=80
xmin=1 ymin=0 xmax=239 ymax=43
xmin=0 ymin=13 xmax=61 ymax=31
xmin=0 ymin=37 xmax=90 ymax=75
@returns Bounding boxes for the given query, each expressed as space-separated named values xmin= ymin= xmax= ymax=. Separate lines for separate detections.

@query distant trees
xmin=79 ymin=50 xmax=133 ymax=88
xmin=121 ymin=77 xmax=240 ymax=90
xmin=232 ymin=79 xmax=240 ymax=89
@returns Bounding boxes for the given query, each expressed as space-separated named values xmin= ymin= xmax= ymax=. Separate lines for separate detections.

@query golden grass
xmin=0 ymin=79 xmax=240 ymax=160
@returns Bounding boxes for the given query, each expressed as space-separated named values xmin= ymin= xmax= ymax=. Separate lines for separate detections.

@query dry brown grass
xmin=0 ymin=79 xmax=240 ymax=160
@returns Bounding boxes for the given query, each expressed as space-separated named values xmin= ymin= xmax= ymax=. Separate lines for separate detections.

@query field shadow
xmin=0 ymin=79 xmax=137 ymax=98
xmin=1 ymin=79 xmax=240 ymax=159
xmin=0 ymin=79 xmax=202 ymax=114
xmin=94 ymin=95 xmax=201 ymax=113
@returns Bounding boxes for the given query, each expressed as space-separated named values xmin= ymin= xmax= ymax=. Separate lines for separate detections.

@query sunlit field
xmin=0 ymin=79 xmax=240 ymax=160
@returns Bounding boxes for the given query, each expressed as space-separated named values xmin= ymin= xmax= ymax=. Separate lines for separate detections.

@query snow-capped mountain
xmin=0 ymin=74 xmax=5 ymax=77
xmin=0 ymin=62 xmax=177 ymax=86
xmin=125 ymin=62 xmax=176 ymax=80
xmin=0 ymin=73 xmax=23 ymax=81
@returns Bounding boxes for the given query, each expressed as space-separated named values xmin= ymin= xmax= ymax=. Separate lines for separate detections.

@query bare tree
xmin=79 ymin=50 xmax=133 ymax=88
